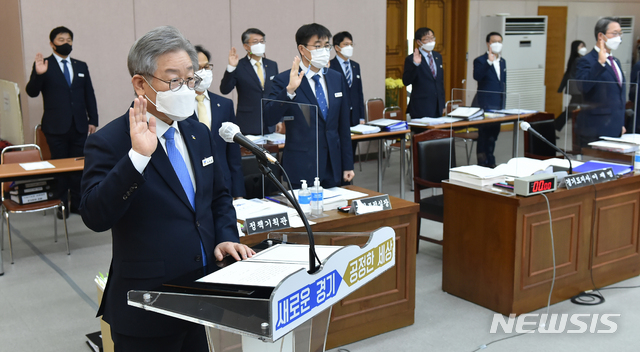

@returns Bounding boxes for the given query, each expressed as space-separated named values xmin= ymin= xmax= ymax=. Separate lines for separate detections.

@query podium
xmin=128 ymin=227 xmax=396 ymax=352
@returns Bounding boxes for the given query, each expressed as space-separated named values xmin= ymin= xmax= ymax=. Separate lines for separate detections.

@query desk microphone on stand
xmin=520 ymin=121 xmax=573 ymax=175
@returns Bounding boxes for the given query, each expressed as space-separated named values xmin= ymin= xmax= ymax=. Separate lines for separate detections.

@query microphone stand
xmin=527 ymin=128 xmax=573 ymax=174
xmin=256 ymin=158 xmax=320 ymax=274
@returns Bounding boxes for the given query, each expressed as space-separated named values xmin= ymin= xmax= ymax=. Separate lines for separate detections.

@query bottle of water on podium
xmin=298 ymin=180 xmax=311 ymax=216
xmin=311 ymin=177 xmax=323 ymax=216
xmin=635 ymin=151 xmax=640 ymax=173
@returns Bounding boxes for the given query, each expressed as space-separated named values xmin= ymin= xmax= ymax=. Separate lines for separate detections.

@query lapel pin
xmin=217 ymin=103 xmax=220 ymax=107
xmin=191 ymin=135 xmax=196 ymax=139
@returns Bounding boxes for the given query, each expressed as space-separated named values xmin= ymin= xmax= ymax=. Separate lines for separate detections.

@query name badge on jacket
xmin=335 ymin=92 xmax=343 ymax=98
xmin=78 ymin=73 xmax=85 ymax=77
xmin=202 ymin=156 xmax=214 ymax=167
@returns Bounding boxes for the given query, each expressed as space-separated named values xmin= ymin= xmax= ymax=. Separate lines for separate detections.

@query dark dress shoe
xmin=56 ymin=208 xmax=69 ymax=219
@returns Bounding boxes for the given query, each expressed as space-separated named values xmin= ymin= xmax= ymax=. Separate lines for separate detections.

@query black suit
xmin=220 ymin=56 xmax=278 ymax=135
xmin=26 ymin=54 xmax=98 ymax=209
xmin=329 ymin=57 xmax=365 ymax=126
xmin=81 ymin=110 xmax=238 ymax=340
xmin=403 ymin=50 xmax=445 ymax=118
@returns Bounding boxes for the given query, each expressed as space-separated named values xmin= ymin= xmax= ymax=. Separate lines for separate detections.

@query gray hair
xmin=127 ymin=25 xmax=198 ymax=77
xmin=594 ymin=17 xmax=620 ymax=41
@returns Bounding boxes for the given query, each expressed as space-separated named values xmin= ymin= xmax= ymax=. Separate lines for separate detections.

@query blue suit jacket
xmin=220 ymin=56 xmax=278 ymax=135
xmin=26 ymin=54 xmax=98 ymax=134
xmin=329 ymin=57 xmax=365 ymax=126
xmin=264 ymin=68 xmax=354 ymax=187
xmin=473 ymin=53 xmax=507 ymax=110
xmin=192 ymin=92 xmax=245 ymax=197
xmin=575 ymin=49 xmax=626 ymax=138
xmin=80 ymin=110 xmax=238 ymax=337
xmin=403 ymin=51 xmax=445 ymax=117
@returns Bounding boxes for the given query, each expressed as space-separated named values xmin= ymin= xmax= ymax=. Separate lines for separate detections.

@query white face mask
xmin=340 ymin=45 xmax=354 ymax=58
xmin=490 ymin=42 xmax=503 ymax=54
xmin=605 ymin=36 xmax=622 ymax=51
xmin=144 ymin=77 xmax=196 ymax=122
xmin=578 ymin=47 xmax=588 ymax=56
xmin=421 ymin=41 xmax=436 ymax=52
xmin=195 ymin=69 xmax=213 ymax=92
xmin=250 ymin=43 xmax=266 ymax=57
xmin=304 ymin=47 xmax=331 ymax=69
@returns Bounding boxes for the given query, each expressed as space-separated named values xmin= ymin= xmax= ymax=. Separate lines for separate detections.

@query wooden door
xmin=414 ymin=0 xmax=469 ymax=103
xmin=386 ymin=0 xmax=408 ymax=115
xmin=538 ymin=6 xmax=568 ymax=118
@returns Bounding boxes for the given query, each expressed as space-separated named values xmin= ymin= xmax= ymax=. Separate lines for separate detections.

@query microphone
xmin=520 ymin=121 xmax=573 ymax=174
xmin=219 ymin=122 xmax=277 ymax=164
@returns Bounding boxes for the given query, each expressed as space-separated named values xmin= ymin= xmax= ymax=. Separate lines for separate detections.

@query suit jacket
xmin=575 ymin=49 xmax=626 ymax=138
xmin=264 ymin=68 xmax=354 ymax=187
xmin=191 ymin=91 xmax=245 ymax=197
xmin=220 ymin=56 xmax=278 ymax=135
xmin=329 ymin=57 xmax=365 ymax=126
xmin=80 ymin=110 xmax=238 ymax=337
xmin=473 ymin=53 xmax=507 ymax=110
xmin=402 ymin=51 xmax=445 ymax=118
xmin=25 ymin=54 xmax=98 ymax=135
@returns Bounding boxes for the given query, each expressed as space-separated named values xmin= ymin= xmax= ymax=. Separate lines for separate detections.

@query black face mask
xmin=54 ymin=43 xmax=72 ymax=56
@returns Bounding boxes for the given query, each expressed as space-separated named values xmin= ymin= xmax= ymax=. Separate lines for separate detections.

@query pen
xmin=265 ymin=196 xmax=281 ymax=204
xmin=75 ymin=157 xmax=85 ymax=161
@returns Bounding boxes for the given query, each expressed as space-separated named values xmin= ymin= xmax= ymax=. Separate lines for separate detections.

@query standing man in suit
xmin=80 ymin=26 xmax=253 ymax=351
xmin=330 ymin=31 xmax=365 ymax=126
xmin=576 ymin=17 xmax=626 ymax=146
xmin=473 ymin=32 xmax=507 ymax=167
xmin=193 ymin=45 xmax=245 ymax=198
xmin=264 ymin=23 xmax=354 ymax=189
xmin=403 ymin=27 xmax=446 ymax=118
xmin=220 ymin=28 xmax=280 ymax=135
xmin=26 ymin=26 xmax=98 ymax=218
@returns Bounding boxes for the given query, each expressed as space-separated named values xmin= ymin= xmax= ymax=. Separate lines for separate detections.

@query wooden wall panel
xmin=539 ymin=6 xmax=568 ymax=119
xmin=387 ymin=0 xmax=408 ymax=114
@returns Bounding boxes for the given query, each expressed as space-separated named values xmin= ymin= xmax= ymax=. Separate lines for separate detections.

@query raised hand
xmin=597 ymin=38 xmax=607 ymax=65
xmin=129 ymin=96 xmax=157 ymax=157
xmin=413 ymin=48 xmax=422 ymax=65
xmin=488 ymin=47 xmax=496 ymax=63
xmin=286 ymin=56 xmax=305 ymax=95
xmin=229 ymin=47 xmax=239 ymax=67
xmin=35 ymin=53 xmax=48 ymax=75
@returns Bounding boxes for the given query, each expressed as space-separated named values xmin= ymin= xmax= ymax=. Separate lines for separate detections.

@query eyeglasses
xmin=246 ymin=39 xmax=266 ymax=45
xmin=606 ymin=31 xmax=623 ymax=38
xmin=305 ymin=44 xmax=333 ymax=51
xmin=199 ymin=63 xmax=214 ymax=71
xmin=421 ymin=37 xmax=436 ymax=43
xmin=141 ymin=74 xmax=202 ymax=92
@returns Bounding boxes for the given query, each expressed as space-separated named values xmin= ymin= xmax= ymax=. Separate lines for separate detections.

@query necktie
xmin=195 ymin=95 xmax=210 ymax=129
xmin=61 ymin=59 xmax=72 ymax=86
xmin=312 ymin=75 xmax=328 ymax=120
xmin=427 ymin=53 xmax=436 ymax=78
xmin=164 ymin=127 xmax=207 ymax=266
xmin=608 ymin=56 xmax=622 ymax=87
xmin=256 ymin=61 xmax=265 ymax=88
xmin=344 ymin=61 xmax=352 ymax=87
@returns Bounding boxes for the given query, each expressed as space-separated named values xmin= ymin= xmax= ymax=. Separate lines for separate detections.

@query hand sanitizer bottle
xmin=311 ymin=177 xmax=324 ymax=216
xmin=298 ymin=180 xmax=311 ymax=216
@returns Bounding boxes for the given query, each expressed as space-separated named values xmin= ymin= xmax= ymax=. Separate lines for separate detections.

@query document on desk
xmin=19 ymin=161 xmax=55 ymax=170
xmin=197 ymin=244 xmax=342 ymax=287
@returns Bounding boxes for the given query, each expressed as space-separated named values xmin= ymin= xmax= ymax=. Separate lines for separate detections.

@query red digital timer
xmin=514 ymin=174 xmax=558 ymax=197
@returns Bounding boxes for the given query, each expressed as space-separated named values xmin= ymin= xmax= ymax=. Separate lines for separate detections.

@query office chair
xmin=412 ymin=130 xmax=455 ymax=248
xmin=34 ymin=124 xmax=52 ymax=160
xmin=1 ymin=144 xmax=69 ymax=264
xmin=523 ymin=113 xmax=557 ymax=160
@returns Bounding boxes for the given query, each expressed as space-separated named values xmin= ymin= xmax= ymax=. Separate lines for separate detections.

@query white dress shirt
xmin=128 ymin=114 xmax=196 ymax=191
xmin=486 ymin=51 xmax=501 ymax=80
xmin=594 ymin=45 xmax=623 ymax=84
xmin=227 ymin=56 xmax=266 ymax=82
xmin=52 ymin=52 xmax=73 ymax=84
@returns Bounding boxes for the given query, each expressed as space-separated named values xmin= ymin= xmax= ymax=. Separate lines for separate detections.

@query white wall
xmin=466 ymin=0 xmax=640 ymax=94
xmin=4 ymin=0 xmax=386 ymax=142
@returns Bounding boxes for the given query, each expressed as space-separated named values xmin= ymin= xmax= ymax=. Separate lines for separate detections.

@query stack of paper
xmin=448 ymin=107 xmax=484 ymax=120
xmin=383 ymin=121 xmax=408 ymax=132
xmin=449 ymin=165 xmax=506 ymax=186
xmin=588 ymin=140 xmax=639 ymax=153
xmin=367 ymin=118 xmax=403 ymax=128
xmin=264 ymin=133 xmax=286 ymax=144
xmin=245 ymin=134 xmax=266 ymax=145
xmin=449 ymin=158 xmax=581 ymax=186
xmin=409 ymin=117 xmax=462 ymax=126
xmin=351 ymin=124 xmax=381 ymax=134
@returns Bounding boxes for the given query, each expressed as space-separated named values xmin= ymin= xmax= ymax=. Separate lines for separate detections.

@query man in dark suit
xmin=403 ymin=27 xmax=446 ymax=118
xmin=576 ymin=17 xmax=626 ymax=146
xmin=220 ymin=28 xmax=279 ymax=135
xmin=473 ymin=32 xmax=507 ymax=167
xmin=264 ymin=23 xmax=354 ymax=189
xmin=330 ymin=31 xmax=365 ymax=126
xmin=80 ymin=26 xmax=253 ymax=351
xmin=26 ymin=26 xmax=98 ymax=218
xmin=193 ymin=45 xmax=245 ymax=198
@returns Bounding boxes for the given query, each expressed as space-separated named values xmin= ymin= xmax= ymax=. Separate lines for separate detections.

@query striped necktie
xmin=344 ymin=61 xmax=352 ymax=87
xmin=427 ymin=53 xmax=436 ymax=78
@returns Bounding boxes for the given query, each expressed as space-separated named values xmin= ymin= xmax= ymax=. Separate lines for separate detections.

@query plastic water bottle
xmin=635 ymin=151 xmax=640 ymax=173
xmin=311 ymin=177 xmax=324 ymax=216
xmin=298 ymin=180 xmax=311 ymax=216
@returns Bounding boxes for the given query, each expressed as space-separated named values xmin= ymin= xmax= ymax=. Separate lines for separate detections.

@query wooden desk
xmin=352 ymin=130 xmax=410 ymax=199
xmin=240 ymin=186 xmax=419 ymax=349
xmin=442 ymin=177 xmax=640 ymax=315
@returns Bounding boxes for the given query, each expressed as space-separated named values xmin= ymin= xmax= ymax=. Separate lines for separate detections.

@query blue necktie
xmin=61 ymin=59 xmax=71 ymax=86
xmin=164 ymin=127 xmax=207 ymax=266
xmin=344 ymin=61 xmax=352 ymax=87
xmin=312 ymin=75 xmax=328 ymax=120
